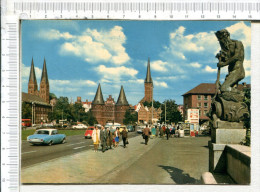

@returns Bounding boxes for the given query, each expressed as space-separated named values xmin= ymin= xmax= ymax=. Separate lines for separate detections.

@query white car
xmin=72 ymin=124 xmax=88 ymax=129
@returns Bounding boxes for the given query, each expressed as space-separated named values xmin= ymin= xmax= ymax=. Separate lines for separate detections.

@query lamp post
xmin=165 ymin=100 xmax=167 ymax=124
xmin=31 ymin=102 xmax=34 ymax=125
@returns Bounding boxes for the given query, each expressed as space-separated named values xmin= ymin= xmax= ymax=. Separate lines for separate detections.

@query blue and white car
xmin=27 ymin=129 xmax=66 ymax=146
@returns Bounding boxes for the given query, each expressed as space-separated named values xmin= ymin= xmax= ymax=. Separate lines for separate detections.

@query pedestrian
xmin=114 ymin=127 xmax=120 ymax=148
xmin=160 ymin=126 xmax=164 ymax=138
xmin=155 ymin=126 xmax=159 ymax=137
xmin=92 ymin=126 xmax=100 ymax=152
xmin=166 ymin=126 xmax=170 ymax=140
xmin=121 ymin=127 xmax=128 ymax=148
xmin=100 ymin=126 xmax=108 ymax=153
xmin=143 ymin=125 xmax=150 ymax=145
xmin=106 ymin=127 xmax=113 ymax=149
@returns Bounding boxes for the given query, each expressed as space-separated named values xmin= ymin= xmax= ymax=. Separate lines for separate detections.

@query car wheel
xmin=48 ymin=140 xmax=53 ymax=146
xmin=62 ymin=138 xmax=66 ymax=144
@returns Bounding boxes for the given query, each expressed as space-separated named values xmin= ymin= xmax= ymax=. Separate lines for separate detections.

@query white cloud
xmin=22 ymin=63 xmax=42 ymax=82
xmin=96 ymin=65 xmax=138 ymax=80
xmin=40 ymin=26 xmax=130 ymax=65
xmin=87 ymin=92 xmax=96 ymax=96
xmin=190 ymin=62 xmax=202 ymax=68
xmin=38 ymin=29 xmax=74 ymax=40
xmin=153 ymin=80 xmax=168 ymax=88
xmin=244 ymin=59 xmax=251 ymax=77
xmin=226 ymin=22 xmax=251 ymax=49
xmin=150 ymin=60 xmax=168 ymax=72
xmin=204 ymin=65 xmax=217 ymax=73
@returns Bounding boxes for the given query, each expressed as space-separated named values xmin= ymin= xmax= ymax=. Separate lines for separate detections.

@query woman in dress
xmin=92 ymin=126 xmax=100 ymax=152
xmin=114 ymin=127 xmax=120 ymax=148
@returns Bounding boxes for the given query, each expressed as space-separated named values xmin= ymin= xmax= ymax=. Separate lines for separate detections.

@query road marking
xmin=22 ymin=151 xmax=36 ymax=155
xmin=73 ymin=146 xmax=86 ymax=150
xmin=66 ymin=142 xmax=85 ymax=146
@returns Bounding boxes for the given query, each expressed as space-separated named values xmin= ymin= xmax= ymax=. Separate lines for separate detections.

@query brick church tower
xmin=28 ymin=58 xmax=39 ymax=96
xmin=91 ymin=83 xmax=105 ymax=125
xmin=39 ymin=58 xmax=50 ymax=103
xmin=115 ymin=86 xmax=129 ymax=124
xmin=144 ymin=58 xmax=153 ymax=102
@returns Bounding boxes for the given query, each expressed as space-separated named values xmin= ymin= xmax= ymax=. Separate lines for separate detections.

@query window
xmin=199 ymin=110 xmax=201 ymax=116
xmin=204 ymin=103 xmax=208 ymax=108
xmin=204 ymin=110 xmax=208 ymax=116
xmin=204 ymin=95 xmax=208 ymax=100
xmin=198 ymin=95 xmax=201 ymax=100
xmin=197 ymin=102 xmax=201 ymax=108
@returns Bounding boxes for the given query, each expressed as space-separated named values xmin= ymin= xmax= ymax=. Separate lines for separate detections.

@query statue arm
xmin=218 ymin=41 xmax=244 ymax=68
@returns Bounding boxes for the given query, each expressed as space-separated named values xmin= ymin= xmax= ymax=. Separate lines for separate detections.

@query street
xmin=21 ymin=131 xmax=139 ymax=168
xmin=21 ymin=134 xmax=210 ymax=184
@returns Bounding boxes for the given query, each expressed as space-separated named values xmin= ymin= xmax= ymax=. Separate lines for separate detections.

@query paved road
xmin=107 ymin=136 xmax=210 ymax=184
xmin=21 ymin=131 xmax=139 ymax=168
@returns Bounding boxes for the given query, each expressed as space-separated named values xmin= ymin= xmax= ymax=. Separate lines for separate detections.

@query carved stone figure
xmin=210 ymin=29 xmax=249 ymax=128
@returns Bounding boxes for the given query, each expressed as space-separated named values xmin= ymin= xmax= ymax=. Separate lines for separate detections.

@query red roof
xmin=182 ymin=83 xmax=250 ymax=96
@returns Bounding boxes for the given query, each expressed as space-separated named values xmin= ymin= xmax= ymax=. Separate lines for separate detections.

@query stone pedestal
xmin=209 ymin=121 xmax=246 ymax=173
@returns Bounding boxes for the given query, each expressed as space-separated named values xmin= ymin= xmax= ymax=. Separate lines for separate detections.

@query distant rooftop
xmin=22 ymin=92 xmax=51 ymax=106
xmin=182 ymin=83 xmax=250 ymax=96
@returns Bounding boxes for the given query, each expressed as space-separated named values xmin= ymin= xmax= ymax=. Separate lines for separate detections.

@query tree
xmin=123 ymin=109 xmax=138 ymax=125
xmin=49 ymin=92 xmax=57 ymax=100
xmin=48 ymin=97 xmax=73 ymax=122
xmin=142 ymin=100 xmax=161 ymax=109
xmin=160 ymin=99 xmax=182 ymax=124
xmin=22 ymin=102 xmax=32 ymax=119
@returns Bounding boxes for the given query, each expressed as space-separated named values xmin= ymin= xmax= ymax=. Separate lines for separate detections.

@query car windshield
xmin=88 ymin=128 xmax=94 ymax=130
xmin=35 ymin=130 xmax=49 ymax=135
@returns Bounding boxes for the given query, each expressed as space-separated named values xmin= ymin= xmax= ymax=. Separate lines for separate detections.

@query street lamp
xmin=32 ymin=102 xmax=34 ymax=125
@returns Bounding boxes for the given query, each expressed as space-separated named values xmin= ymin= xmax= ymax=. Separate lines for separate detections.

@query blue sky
xmin=22 ymin=20 xmax=251 ymax=105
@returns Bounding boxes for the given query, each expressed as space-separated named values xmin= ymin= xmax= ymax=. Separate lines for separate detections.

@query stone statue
xmin=210 ymin=29 xmax=249 ymax=128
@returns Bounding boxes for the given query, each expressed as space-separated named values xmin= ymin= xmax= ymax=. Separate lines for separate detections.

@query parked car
xmin=119 ymin=125 xmax=128 ymax=133
xmin=127 ymin=125 xmax=134 ymax=132
xmin=72 ymin=124 xmax=88 ymax=129
xmin=85 ymin=126 xmax=95 ymax=139
xmin=27 ymin=129 xmax=66 ymax=146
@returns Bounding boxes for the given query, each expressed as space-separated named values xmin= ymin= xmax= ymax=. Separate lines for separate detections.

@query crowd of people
xmin=92 ymin=124 xmax=180 ymax=152
xmin=91 ymin=126 xmax=128 ymax=153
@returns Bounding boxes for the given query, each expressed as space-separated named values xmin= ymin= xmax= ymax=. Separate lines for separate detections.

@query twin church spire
xmin=28 ymin=57 xmax=50 ymax=103
xmin=93 ymin=84 xmax=128 ymax=106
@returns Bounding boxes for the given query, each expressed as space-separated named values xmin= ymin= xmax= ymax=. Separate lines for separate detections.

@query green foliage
xmin=49 ymin=92 xmax=57 ymax=100
xmin=123 ymin=109 xmax=138 ymax=125
xmin=22 ymin=102 xmax=32 ymax=119
xmin=142 ymin=100 xmax=161 ymax=109
xmin=160 ymin=99 xmax=183 ymax=124
xmin=48 ymin=96 xmax=97 ymax=125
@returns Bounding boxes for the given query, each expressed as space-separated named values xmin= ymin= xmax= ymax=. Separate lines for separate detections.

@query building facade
xmin=182 ymin=83 xmax=250 ymax=124
xmin=23 ymin=58 xmax=51 ymax=124
xmin=91 ymin=84 xmax=130 ymax=125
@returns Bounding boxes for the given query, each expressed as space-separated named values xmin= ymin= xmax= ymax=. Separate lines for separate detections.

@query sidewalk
xmin=21 ymin=135 xmax=161 ymax=183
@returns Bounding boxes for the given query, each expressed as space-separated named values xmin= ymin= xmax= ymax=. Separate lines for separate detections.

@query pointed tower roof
xmin=92 ymin=83 xmax=105 ymax=105
xmin=40 ymin=58 xmax=49 ymax=83
xmin=29 ymin=58 xmax=37 ymax=83
xmin=116 ymin=86 xmax=129 ymax=105
xmin=145 ymin=57 xmax=153 ymax=83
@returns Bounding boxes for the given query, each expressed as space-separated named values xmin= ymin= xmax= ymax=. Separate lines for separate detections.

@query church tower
xmin=144 ymin=57 xmax=153 ymax=102
xmin=39 ymin=58 xmax=50 ymax=103
xmin=28 ymin=58 xmax=38 ymax=95
xmin=92 ymin=83 xmax=105 ymax=125
xmin=115 ymin=86 xmax=129 ymax=125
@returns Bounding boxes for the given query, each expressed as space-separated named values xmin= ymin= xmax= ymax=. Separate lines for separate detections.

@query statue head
xmin=215 ymin=29 xmax=230 ymax=50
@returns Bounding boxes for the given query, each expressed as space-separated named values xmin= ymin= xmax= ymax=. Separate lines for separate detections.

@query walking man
xmin=100 ymin=126 xmax=108 ymax=153
xmin=143 ymin=125 xmax=150 ymax=145
xmin=121 ymin=127 xmax=128 ymax=148
xmin=166 ymin=126 xmax=170 ymax=140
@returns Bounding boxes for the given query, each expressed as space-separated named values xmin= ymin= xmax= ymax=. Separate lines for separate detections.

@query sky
xmin=21 ymin=20 xmax=251 ymax=105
